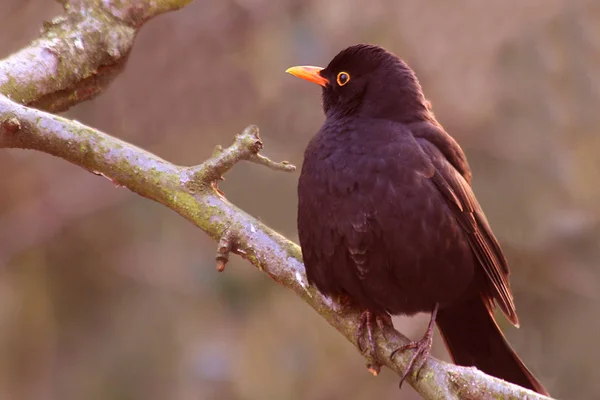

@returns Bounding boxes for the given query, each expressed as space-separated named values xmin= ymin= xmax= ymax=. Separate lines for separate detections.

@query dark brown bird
xmin=287 ymin=44 xmax=548 ymax=395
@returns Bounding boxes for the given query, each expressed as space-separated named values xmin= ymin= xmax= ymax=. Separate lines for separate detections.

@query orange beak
xmin=285 ymin=66 xmax=329 ymax=87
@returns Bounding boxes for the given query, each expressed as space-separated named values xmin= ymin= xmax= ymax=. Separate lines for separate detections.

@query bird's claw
xmin=391 ymin=303 xmax=439 ymax=388
xmin=391 ymin=329 xmax=434 ymax=387
xmin=356 ymin=310 xmax=392 ymax=354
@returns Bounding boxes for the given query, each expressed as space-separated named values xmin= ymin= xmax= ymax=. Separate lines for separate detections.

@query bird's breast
xmin=298 ymin=121 xmax=475 ymax=315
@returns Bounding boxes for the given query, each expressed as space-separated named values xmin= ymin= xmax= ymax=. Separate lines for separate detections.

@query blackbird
xmin=287 ymin=44 xmax=548 ymax=395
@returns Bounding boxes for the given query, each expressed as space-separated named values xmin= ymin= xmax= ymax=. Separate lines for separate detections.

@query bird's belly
xmin=309 ymin=175 xmax=477 ymax=316
xmin=375 ymin=207 xmax=477 ymax=316
xmin=299 ymin=133 xmax=477 ymax=316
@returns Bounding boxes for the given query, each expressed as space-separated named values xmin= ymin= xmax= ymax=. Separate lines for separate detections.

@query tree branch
xmin=0 ymin=95 xmax=552 ymax=400
xmin=0 ymin=0 xmax=193 ymax=112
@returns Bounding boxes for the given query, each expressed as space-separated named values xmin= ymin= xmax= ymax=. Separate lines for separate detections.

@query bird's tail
xmin=436 ymin=296 xmax=548 ymax=396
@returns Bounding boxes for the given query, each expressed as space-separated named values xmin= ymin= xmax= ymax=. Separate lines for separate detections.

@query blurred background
xmin=1 ymin=0 xmax=599 ymax=398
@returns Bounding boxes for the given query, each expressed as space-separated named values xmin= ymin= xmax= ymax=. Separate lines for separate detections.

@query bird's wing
xmin=410 ymin=121 xmax=473 ymax=184
xmin=416 ymin=135 xmax=518 ymax=326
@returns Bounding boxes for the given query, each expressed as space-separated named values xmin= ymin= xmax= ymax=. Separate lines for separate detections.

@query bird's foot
xmin=335 ymin=293 xmax=356 ymax=313
xmin=356 ymin=310 xmax=393 ymax=374
xmin=391 ymin=304 xmax=439 ymax=388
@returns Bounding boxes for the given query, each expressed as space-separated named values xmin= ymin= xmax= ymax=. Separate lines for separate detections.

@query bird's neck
xmin=359 ymin=96 xmax=436 ymax=124
xmin=359 ymin=73 xmax=437 ymax=124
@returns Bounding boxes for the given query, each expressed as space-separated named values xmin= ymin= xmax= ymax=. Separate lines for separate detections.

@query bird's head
xmin=287 ymin=44 xmax=432 ymax=122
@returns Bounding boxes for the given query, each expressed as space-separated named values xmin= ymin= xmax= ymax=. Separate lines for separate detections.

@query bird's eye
xmin=336 ymin=71 xmax=350 ymax=86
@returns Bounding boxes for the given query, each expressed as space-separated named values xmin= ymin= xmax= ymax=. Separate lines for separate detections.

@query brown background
xmin=1 ymin=0 xmax=599 ymax=399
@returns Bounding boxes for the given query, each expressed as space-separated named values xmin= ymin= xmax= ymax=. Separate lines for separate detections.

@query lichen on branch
xmin=0 ymin=0 xmax=194 ymax=112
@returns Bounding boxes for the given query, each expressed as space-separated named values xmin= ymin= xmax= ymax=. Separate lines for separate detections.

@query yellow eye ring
xmin=336 ymin=71 xmax=350 ymax=86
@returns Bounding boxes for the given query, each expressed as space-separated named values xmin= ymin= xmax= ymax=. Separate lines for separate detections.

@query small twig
xmin=247 ymin=153 xmax=296 ymax=172
xmin=92 ymin=170 xmax=123 ymax=188
xmin=216 ymin=229 xmax=236 ymax=272
xmin=184 ymin=125 xmax=296 ymax=186
xmin=366 ymin=363 xmax=382 ymax=377
xmin=1 ymin=115 xmax=21 ymax=133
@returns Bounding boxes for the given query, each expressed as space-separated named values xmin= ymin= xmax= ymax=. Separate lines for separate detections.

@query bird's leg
xmin=356 ymin=309 xmax=393 ymax=376
xmin=391 ymin=303 xmax=439 ymax=388
xmin=356 ymin=310 xmax=393 ymax=355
